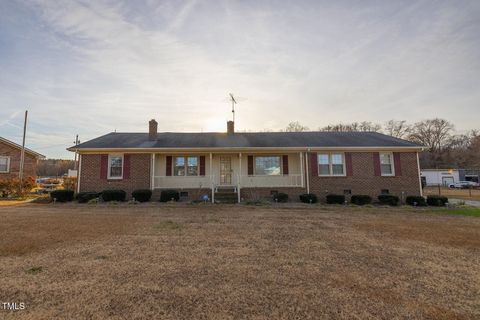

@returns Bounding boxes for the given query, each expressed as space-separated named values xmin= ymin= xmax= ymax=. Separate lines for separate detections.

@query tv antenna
xmin=229 ymin=93 xmax=237 ymax=122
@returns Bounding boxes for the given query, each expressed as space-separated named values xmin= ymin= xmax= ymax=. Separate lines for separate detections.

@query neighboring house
xmin=68 ymin=120 xmax=424 ymax=202
xmin=0 ymin=136 xmax=45 ymax=179
xmin=421 ymin=169 xmax=460 ymax=187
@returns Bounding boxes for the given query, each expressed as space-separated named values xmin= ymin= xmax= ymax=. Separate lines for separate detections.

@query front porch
xmin=151 ymin=152 xmax=306 ymax=201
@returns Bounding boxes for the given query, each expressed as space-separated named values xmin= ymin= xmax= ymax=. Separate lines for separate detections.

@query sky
xmin=0 ymin=0 xmax=479 ymax=159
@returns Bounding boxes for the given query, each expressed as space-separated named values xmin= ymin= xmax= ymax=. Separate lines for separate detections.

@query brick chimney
xmin=227 ymin=121 xmax=234 ymax=134
xmin=149 ymin=119 xmax=158 ymax=140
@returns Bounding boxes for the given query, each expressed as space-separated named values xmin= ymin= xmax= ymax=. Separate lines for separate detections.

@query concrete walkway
xmin=449 ymin=198 xmax=480 ymax=207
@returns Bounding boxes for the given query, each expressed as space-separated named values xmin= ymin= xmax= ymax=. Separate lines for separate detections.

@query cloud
xmin=0 ymin=0 xmax=479 ymax=158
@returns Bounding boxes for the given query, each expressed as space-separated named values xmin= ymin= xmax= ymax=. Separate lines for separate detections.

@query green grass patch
xmin=154 ymin=220 xmax=182 ymax=230
xmin=27 ymin=266 xmax=43 ymax=274
xmin=430 ymin=207 xmax=480 ymax=217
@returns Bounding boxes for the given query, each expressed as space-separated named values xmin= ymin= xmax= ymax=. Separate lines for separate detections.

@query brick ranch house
xmin=0 ymin=136 xmax=45 ymax=179
xmin=68 ymin=120 xmax=424 ymax=202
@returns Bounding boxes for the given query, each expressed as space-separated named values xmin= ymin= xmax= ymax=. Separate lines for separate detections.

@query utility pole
xmin=19 ymin=110 xmax=28 ymax=191
xmin=73 ymin=134 xmax=80 ymax=170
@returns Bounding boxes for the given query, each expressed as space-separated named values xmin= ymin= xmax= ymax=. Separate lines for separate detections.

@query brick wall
xmin=78 ymin=151 xmax=421 ymax=202
xmin=79 ymin=153 xmax=151 ymax=197
xmin=308 ymin=152 xmax=421 ymax=201
xmin=0 ymin=141 xmax=38 ymax=179
xmin=240 ymin=187 xmax=306 ymax=202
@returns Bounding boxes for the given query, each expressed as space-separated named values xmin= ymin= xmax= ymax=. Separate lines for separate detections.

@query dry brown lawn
xmin=0 ymin=203 xmax=479 ymax=320
xmin=424 ymin=186 xmax=480 ymax=201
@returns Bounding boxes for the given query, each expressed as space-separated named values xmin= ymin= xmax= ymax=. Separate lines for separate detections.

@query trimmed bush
xmin=50 ymin=189 xmax=74 ymax=202
xmin=273 ymin=192 xmax=288 ymax=203
xmin=326 ymin=194 xmax=345 ymax=204
xmin=350 ymin=195 xmax=372 ymax=205
xmin=101 ymin=190 xmax=126 ymax=202
xmin=406 ymin=195 xmax=427 ymax=206
xmin=299 ymin=193 xmax=318 ymax=204
xmin=427 ymin=195 xmax=448 ymax=206
xmin=160 ymin=189 xmax=180 ymax=202
xmin=76 ymin=192 xmax=99 ymax=203
xmin=132 ymin=189 xmax=152 ymax=202
xmin=378 ymin=194 xmax=400 ymax=206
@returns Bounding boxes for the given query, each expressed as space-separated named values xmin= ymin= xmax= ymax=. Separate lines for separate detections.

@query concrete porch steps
xmin=214 ymin=187 xmax=238 ymax=204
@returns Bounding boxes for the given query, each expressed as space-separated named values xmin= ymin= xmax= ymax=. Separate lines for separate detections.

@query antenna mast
xmin=229 ymin=93 xmax=237 ymax=122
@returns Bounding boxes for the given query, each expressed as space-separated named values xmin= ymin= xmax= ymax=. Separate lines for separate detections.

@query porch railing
xmin=239 ymin=174 xmax=302 ymax=188
xmin=153 ymin=174 xmax=303 ymax=189
xmin=153 ymin=176 xmax=213 ymax=189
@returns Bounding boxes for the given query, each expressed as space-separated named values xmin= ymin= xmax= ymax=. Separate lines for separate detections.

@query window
xmin=317 ymin=153 xmax=345 ymax=176
xmin=255 ymin=156 xmax=281 ymax=175
xmin=108 ymin=155 xmax=123 ymax=179
xmin=174 ymin=157 xmax=185 ymax=176
xmin=380 ymin=153 xmax=394 ymax=176
xmin=0 ymin=156 xmax=10 ymax=173
xmin=174 ymin=156 xmax=199 ymax=176
xmin=381 ymin=189 xmax=390 ymax=194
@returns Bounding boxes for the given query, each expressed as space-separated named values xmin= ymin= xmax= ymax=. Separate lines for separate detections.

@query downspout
xmin=76 ymin=154 xmax=82 ymax=194
xmin=305 ymin=149 xmax=310 ymax=194
xmin=416 ymin=151 xmax=423 ymax=197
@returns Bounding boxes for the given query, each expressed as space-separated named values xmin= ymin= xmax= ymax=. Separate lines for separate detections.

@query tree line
xmin=283 ymin=119 xmax=479 ymax=169
xmin=37 ymin=159 xmax=75 ymax=177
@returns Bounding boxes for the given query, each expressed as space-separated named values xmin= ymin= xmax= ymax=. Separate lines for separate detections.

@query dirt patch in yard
xmin=0 ymin=204 xmax=479 ymax=319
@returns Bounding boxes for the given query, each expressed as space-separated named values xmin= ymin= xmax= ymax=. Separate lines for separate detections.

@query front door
xmin=219 ymin=156 xmax=232 ymax=185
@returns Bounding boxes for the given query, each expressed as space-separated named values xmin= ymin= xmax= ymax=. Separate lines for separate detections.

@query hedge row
xmin=302 ymin=193 xmax=447 ymax=207
xmin=51 ymin=189 xmax=448 ymax=207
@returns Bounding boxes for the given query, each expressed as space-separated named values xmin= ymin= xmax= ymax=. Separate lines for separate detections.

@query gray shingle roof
xmin=69 ymin=131 xmax=421 ymax=150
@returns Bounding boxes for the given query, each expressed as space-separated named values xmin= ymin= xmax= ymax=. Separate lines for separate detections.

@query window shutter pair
xmin=165 ymin=155 xmax=205 ymax=176
xmin=100 ymin=154 xmax=130 ymax=179
xmin=373 ymin=152 xmax=402 ymax=176
xmin=309 ymin=152 xmax=353 ymax=176
xmin=246 ymin=155 xmax=289 ymax=175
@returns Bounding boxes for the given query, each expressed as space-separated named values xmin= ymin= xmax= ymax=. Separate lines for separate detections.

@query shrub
xmin=299 ymin=193 xmax=318 ymax=203
xmin=406 ymin=195 xmax=427 ymax=206
xmin=350 ymin=195 xmax=372 ymax=205
xmin=63 ymin=177 xmax=77 ymax=190
xmin=326 ymin=194 xmax=345 ymax=204
xmin=0 ymin=176 xmax=36 ymax=197
xmin=101 ymin=190 xmax=126 ymax=202
xmin=132 ymin=189 xmax=152 ymax=202
xmin=378 ymin=194 xmax=400 ymax=206
xmin=160 ymin=189 xmax=180 ymax=202
xmin=76 ymin=192 xmax=99 ymax=203
xmin=50 ymin=189 xmax=74 ymax=202
xmin=273 ymin=192 xmax=288 ymax=203
xmin=427 ymin=195 xmax=448 ymax=206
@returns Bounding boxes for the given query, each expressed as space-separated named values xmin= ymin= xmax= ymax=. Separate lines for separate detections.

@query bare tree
xmin=320 ymin=121 xmax=381 ymax=132
xmin=408 ymin=118 xmax=454 ymax=152
xmin=284 ymin=121 xmax=309 ymax=132
xmin=384 ymin=120 xmax=411 ymax=138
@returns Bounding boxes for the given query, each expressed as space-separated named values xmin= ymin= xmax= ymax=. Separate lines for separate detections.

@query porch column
xmin=210 ymin=153 xmax=214 ymax=203
xmin=238 ymin=153 xmax=242 ymax=203
xmin=151 ymin=153 xmax=155 ymax=190
xmin=299 ymin=152 xmax=304 ymax=188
